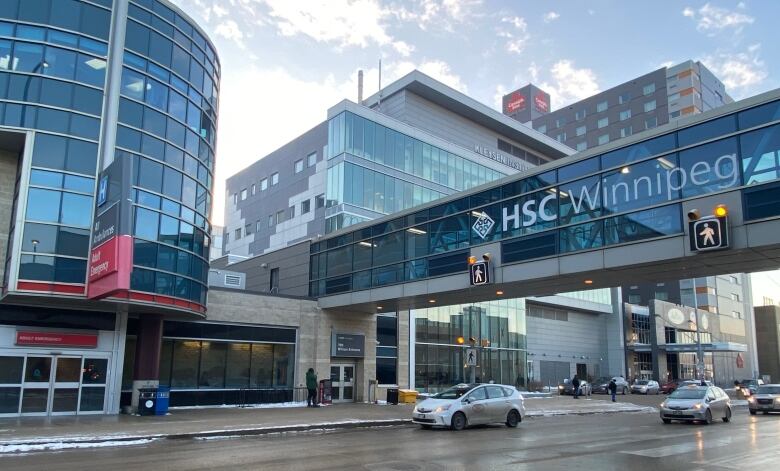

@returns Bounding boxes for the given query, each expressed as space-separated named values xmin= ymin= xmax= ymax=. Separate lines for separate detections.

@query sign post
xmin=465 ymin=347 xmax=477 ymax=383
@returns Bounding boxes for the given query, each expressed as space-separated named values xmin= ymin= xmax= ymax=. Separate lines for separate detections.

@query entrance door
xmin=20 ymin=356 xmax=52 ymax=415
xmin=19 ymin=355 xmax=109 ymax=416
xmin=50 ymin=357 xmax=82 ymax=415
xmin=330 ymin=364 xmax=355 ymax=403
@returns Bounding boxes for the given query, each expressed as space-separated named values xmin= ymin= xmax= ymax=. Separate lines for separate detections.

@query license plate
xmin=761 ymin=405 xmax=772 ymax=409
xmin=414 ymin=414 xmax=426 ymax=419
xmin=673 ymin=410 xmax=682 ymax=415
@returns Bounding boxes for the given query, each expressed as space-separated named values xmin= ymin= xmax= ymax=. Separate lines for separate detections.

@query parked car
xmin=631 ymin=380 xmax=660 ymax=395
xmin=592 ymin=377 xmax=629 ymax=395
xmin=557 ymin=379 xmax=592 ymax=396
xmin=660 ymin=379 xmax=691 ymax=394
xmin=679 ymin=379 xmax=713 ymax=388
xmin=737 ymin=378 xmax=765 ymax=396
xmin=412 ymin=383 xmax=525 ymax=431
xmin=660 ymin=384 xmax=732 ymax=424
xmin=748 ymin=384 xmax=780 ymax=415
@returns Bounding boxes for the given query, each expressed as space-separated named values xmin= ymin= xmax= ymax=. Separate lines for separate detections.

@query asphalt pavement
xmin=2 ymin=402 xmax=778 ymax=470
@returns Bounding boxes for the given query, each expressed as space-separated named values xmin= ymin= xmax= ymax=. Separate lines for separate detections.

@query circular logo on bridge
xmin=667 ymin=308 xmax=685 ymax=325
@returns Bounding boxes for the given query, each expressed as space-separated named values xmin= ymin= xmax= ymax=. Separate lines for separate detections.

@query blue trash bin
xmin=155 ymin=386 xmax=170 ymax=415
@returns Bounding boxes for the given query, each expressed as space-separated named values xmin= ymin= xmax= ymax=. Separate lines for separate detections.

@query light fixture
xmin=620 ymin=167 xmax=630 ymax=174
xmin=496 ymin=290 xmax=504 ymax=296
xmin=407 ymin=227 xmax=427 ymax=235
xmin=714 ymin=204 xmax=728 ymax=217
xmin=358 ymin=241 xmax=375 ymax=247
xmin=377 ymin=306 xmax=383 ymax=310
xmin=687 ymin=208 xmax=700 ymax=222
xmin=467 ymin=255 xmax=477 ymax=265
xmin=482 ymin=253 xmax=491 ymax=262
xmin=31 ymin=239 xmax=39 ymax=245
xmin=428 ymin=299 xmax=436 ymax=303
xmin=456 ymin=336 xmax=465 ymax=345
xmin=584 ymin=279 xmax=593 ymax=285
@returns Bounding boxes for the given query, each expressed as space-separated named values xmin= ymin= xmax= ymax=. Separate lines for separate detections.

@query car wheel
xmin=450 ymin=412 xmax=467 ymax=431
xmin=749 ymin=409 xmax=757 ymax=415
xmin=506 ymin=410 xmax=520 ymax=428
xmin=723 ymin=408 xmax=731 ymax=423
xmin=662 ymin=418 xmax=672 ymax=424
xmin=420 ymin=424 xmax=432 ymax=430
xmin=704 ymin=409 xmax=713 ymax=425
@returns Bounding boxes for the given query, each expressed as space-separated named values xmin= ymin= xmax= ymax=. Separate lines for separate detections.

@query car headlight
xmin=434 ymin=405 xmax=451 ymax=413
xmin=693 ymin=404 xmax=703 ymax=410
xmin=748 ymin=397 xmax=756 ymax=403
xmin=774 ymin=398 xmax=780 ymax=404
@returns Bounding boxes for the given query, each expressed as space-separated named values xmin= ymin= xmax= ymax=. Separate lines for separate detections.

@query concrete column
xmin=397 ymin=309 xmax=410 ymax=389
xmin=130 ymin=314 xmax=163 ymax=410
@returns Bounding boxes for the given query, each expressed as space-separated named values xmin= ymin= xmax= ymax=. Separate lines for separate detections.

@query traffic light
xmin=714 ymin=204 xmax=728 ymax=217
xmin=456 ymin=336 xmax=465 ymax=345
xmin=467 ymin=255 xmax=477 ymax=265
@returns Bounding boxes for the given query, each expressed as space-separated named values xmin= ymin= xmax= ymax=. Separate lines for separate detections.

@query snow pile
xmin=0 ymin=438 xmax=155 ymax=454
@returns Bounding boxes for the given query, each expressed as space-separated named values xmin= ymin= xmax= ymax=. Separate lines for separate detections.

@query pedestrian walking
xmin=608 ymin=379 xmax=617 ymax=402
xmin=306 ymin=368 xmax=318 ymax=407
xmin=572 ymin=375 xmax=581 ymax=399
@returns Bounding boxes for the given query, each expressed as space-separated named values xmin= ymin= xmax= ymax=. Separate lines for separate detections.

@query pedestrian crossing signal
xmin=469 ymin=261 xmax=490 ymax=286
xmin=690 ymin=216 xmax=728 ymax=252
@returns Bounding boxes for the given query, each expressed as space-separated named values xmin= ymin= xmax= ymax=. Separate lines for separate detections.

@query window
xmin=536 ymin=124 xmax=547 ymax=133
xmin=598 ymin=134 xmax=609 ymax=145
xmin=644 ymin=100 xmax=657 ymax=113
xmin=670 ymin=110 xmax=681 ymax=118
xmin=294 ymin=159 xmax=303 ymax=173
xmin=619 ymin=92 xmax=631 ymax=104
xmin=556 ymin=117 xmax=566 ymax=128
xmin=628 ymin=294 xmax=642 ymax=304
xmin=260 ymin=178 xmax=268 ymax=191
xmin=620 ymin=126 xmax=632 ymax=138
xmin=244 ymin=223 xmax=251 ymax=235
xmin=275 ymin=210 xmax=284 ymax=224
xmin=575 ymin=109 xmax=586 ymax=120
xmin=556 ymin=133 xmax=566 ymax=143
xmin=240 ymin=188 xmax=247 ymax=200
xmin=597 ymin=117 xmax=609 ymax=129
xmin=731 ymin=293 xmax=740 ymax=301
xmin=234 ymin=228 xmax=241 ymax=240
xmin=269 ymin=268 xmax=279 ymax=292
xmin=596 ymin=101 xmax=608 ymax=112
xmin=232 ymin=193 xmax=237 ymax=204
xmin=289 ymin=205 xmax=295 ymax=218
xmin=256 ymin=221 xmax=262 ymax=232
xmin=732 ymin=311 xmax=742 ymax=319
xmin=301 ymin=199 xmax=311 ymax=214
xmin=643 ymin=83 xmax=656 ymax=95
xmin=251 ymin=184 xmax=256 ymax=195
xmin=576 ymin=142 xmax=587 ymax=151
xmin=307 ymin=151 xmax=317 ymax=167
xmin=619 ymin=109 xmax=631 ymax=121
xmin=268 ymin=215 xmax=274 ymax=227
xmin=271 ymin=172 xmax=279 ymax=185
xmin=316 ymin=194 xmax=325 ymax=209
xmin=645 ymin=117 xmax=657 ymax=129
xmin=576 ymin=125 xmax=586 ymax=137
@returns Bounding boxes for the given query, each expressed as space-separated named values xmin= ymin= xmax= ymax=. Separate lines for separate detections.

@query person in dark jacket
xmin=608 ymin=379 xmax=617 ymax=402
xmin=306 ymin=368 xmax=318 ymax=407
xmin=572 ymin=375 xmax=581 ymax=399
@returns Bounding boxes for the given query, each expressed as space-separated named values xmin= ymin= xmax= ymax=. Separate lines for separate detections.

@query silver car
xmin=660 ymin=384 xmax=732 ymax=424
xmin=412 ymin=383 xmax=525 ymax=431
xmin=748 ymin=384 xmax=780 ymax=415
xmin=631 ymin=380 xmax=660 ymax=395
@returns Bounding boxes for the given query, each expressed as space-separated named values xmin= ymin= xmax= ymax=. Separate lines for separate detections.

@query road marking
xmin=622 ymin=437 xmax=732 ymax=458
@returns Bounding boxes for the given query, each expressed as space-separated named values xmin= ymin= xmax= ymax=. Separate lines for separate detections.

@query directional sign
xmin=690 ymin=216 xmax=729 ymax=252
xmin=469 ymin=261 xmax=490 ymax=286
xmin=466 ymin=348 xmax=477 ymax=366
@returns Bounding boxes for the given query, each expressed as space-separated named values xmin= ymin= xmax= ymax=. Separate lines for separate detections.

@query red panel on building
xmin=16 ymin=331 xmax=98 ymax=348
xmin=505 ymin=92 xmax=526 ymax=113
xmin=534 ymin=92 xmax=549 ymax=113
xmin=87 ymin=234 xmax=133 ymax=300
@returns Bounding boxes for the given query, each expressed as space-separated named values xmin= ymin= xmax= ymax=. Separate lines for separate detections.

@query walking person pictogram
xmin=699 ymin=223 xmax=715 ymax=247
xmin=474 ymin=265 xmax=484 ymax=283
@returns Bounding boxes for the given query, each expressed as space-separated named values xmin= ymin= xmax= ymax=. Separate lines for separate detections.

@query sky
xmin=165 ymin=0 xmax=780 ymax=227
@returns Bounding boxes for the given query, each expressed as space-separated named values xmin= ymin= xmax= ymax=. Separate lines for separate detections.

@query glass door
xmin=18 ymin=355 xmax=109 ymax=416
xmin=21 ymin=356 xmax=53 ymax=416
xmin=330 ymin=364 xmax=355 ymax=402
xmin=50 ymin=357 xmax=82 ymax=415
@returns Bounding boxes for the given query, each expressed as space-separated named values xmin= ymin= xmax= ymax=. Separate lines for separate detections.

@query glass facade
xmin=311 ymin=98 xmax=780 ymax=297
xmin=325 ymin=111 xmax=506 ymax=232
xmin=414 ymin=299 xmax=527 ymax=392
xmin=0 ymin=1 xmax=219 ymax=309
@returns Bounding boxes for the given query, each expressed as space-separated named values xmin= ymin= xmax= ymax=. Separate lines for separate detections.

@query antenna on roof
xmin=378 ymin=58 xmax=382 ymax=111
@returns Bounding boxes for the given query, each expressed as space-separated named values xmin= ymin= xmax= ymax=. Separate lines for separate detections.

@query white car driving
xmin=412 ymin=383 xmax=525 ymax=431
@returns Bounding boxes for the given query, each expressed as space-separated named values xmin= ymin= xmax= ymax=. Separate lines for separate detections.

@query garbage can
xmin=398 ymin=389 xmax=418 ymax=404
xmin=319 ymin=379 xmax=332 ymax=405
xmin=138 ymin=388 xmax=157 ymax=416
xmin=387 ymin=387 xmax=399 ymax=405
xmin=155 ymin=386 xmax=170 ymax=415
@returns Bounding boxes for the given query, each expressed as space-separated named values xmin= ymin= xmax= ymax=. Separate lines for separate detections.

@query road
xmin=3 ymin=407 xmax=779 ymax=470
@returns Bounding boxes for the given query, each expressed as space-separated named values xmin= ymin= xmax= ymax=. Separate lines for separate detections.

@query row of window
xmin=130 ymin=266 xmax=207 ymax=305
xmin=132 ymin=152 xmax=210 ymax=221
xmin=0 ymin=101 xmax=99 ymax=140
xmin=547 ymin=100 xmax=657 ymax=141
xmin=0 ymin=73 xmax=104 ymax=116
xmin=328 ymin=112 xmax=506 ymax=191
xmin=541 ymin=82 xmax=657 ymax=130
xmin=135 ymin=188 xmax=210 ymax=235
xmin=0 ymin=39 xmax=106 ymax=88
xmin=0 ymin=0 xmax=111 ymax=41
xmin=228 ymin=195 xmax=325 ymax=243
xmin=134 ymin=206 xmax=210 ymax=262
xmin=234 ymin=153 xmax=319 ymax=204
xmin=133 ymin=238 xmax=208 ymax=283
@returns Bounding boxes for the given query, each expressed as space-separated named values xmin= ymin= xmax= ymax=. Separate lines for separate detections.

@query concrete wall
xmin=754 ymin=306 xmax=780 ymax=382
xmin=0 ymin=149 xmax=18 ymax=287
xmin=212 ymin=241 xmax=311 ymax=297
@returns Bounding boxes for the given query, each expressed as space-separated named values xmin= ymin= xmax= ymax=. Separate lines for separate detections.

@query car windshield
xmin=757 ymin=386 xmax=780 ymax=394
xmin=741 ymin=380 xmax=757 ymax=385
xmin=596 ymin=378 xmax=610 ymax=383
xmin=670 ymin=388 xmax=707 ymax=399
xmin=636 ymin=380 xmax=649 ymax=385
xmin=433 ymin=386 xmax=473 ymax=399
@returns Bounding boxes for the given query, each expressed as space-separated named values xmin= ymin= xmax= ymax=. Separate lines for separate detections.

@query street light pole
xmin=691 ymin=277 xmax=706 ymax=382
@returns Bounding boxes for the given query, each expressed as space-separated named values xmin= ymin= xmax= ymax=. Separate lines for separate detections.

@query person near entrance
xmin=306 ymin=368 xmax=319 ymax=407
xmin=608 ymin=379 xmax=617 ymax=402
xmin=572 ymin=375 xmax=581 ymax=399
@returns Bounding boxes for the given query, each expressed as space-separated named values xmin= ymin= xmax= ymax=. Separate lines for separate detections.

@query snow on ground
xmin=0 ymin=438 xmax=156 ymax=454
xmin=171 ymin=401 xmax=310 ymax=410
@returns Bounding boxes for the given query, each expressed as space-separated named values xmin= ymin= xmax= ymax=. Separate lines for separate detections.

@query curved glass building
xmin=0 ymin=0 xmax=219 ymax=416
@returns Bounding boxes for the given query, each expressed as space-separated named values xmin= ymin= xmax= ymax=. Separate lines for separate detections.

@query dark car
xmin=661 ymin=379 xmax=694 ymax=394
xmin=592 ymin=377 xmax=611 ymax=394
xmin=737 ymin=378 xmax=765 ymax=396
xmin=558 ymin=379 xmax=591 ymax=396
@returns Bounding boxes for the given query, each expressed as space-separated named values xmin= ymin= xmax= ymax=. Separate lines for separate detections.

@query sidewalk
xmin=0 ymin=396 xmax=657 ymax=452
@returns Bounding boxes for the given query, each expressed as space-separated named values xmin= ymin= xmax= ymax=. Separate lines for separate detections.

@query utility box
xmin=398 ymin=389 xmax=418 ymax=404
xmin=138 ymin=388 xmax=157 ymax=416
xmin=155 ymin=386 xmax=170 ymax=415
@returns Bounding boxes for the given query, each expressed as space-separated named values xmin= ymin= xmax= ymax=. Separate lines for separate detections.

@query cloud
xmin=539 ymin=60 xmax=600 ymax=108
xmin=500 ymin=16 xmax=529 ymax=55
xmin=393 ymin=0 xmax=484 ymax=32
xmin=700 ymin=44 xmax=767 ymax=98
xmin=682 ymin=3 xmax=754 ymax=35
xmin=543 ymin=11 xmax=560 ymax=23
xmin=392 ymin=40 xmax=415 ymax=57
xmin=214 ymin=20 xmax=246 ymax=49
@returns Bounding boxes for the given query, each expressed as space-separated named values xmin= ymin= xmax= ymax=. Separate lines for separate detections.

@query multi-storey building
xmin=0 ymin=0 xmax=221 ymax=416
xmin=509 ymin=60 xmax=732 ymax=153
